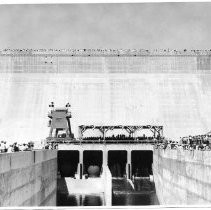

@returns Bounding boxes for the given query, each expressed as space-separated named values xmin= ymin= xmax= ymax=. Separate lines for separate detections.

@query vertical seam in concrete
xmin=10 ymin=154 xmax=11 ymax=170
xmin=34 ymin=151 xmax=36 ymax=164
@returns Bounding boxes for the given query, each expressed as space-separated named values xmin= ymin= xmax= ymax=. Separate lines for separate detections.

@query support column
xmin=78 ymin=128 xmax=83 ymax=144
xmin=67 ymin=118 xmax=71 ymax=137
xmin=102 ymin=149 xmax=108 ymax=175
xmin=126 ymin=150 xmax=131 ymax=179
xmin=134 ymin=128 xmax=138 ymax=140
xmin=103 ymin=128 xmax=108 ymax=142
xmin=103 ymin=129 xmax=106 ymax=141
xmin=103 ymin=149 xmax=108 ymax=167
xmin=98 ymin=127 xmax=106 ymax=141
xmin=49 ymin=127 xmax=53 ymax=137
xmin=153 ymin=128 xmax=156 ymax=138
xmin=79 ymin=150 xmax=83 ymax=179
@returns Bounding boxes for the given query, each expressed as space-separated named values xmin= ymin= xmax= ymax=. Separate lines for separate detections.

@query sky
xmin=0 ymin=2 xmax=211 ymax=49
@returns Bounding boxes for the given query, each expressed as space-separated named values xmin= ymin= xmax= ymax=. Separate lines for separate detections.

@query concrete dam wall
xmin=153 ymin=149 xmax=211 ymax=205
xmin=0 ymin=49 xmax=211 ymax=142
xmin=0 ymin=150 xmax=57 ymax=206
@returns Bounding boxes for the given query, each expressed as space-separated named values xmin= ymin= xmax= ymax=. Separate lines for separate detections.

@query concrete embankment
xmin=153 ymin=148 xmax=211 ymax=205
xmin=0 ymin=150 xmax=57 ymax=206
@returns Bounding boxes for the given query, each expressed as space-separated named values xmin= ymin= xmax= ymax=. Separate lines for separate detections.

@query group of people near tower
xmin=82 ymin=134 xmax=159 ymax=141
xmin=0 ymin=141 xmax=34 ymax=153
xmin=155 ymin=134 xmax=211 ymax=151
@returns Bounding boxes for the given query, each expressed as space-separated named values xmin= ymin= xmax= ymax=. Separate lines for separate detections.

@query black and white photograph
xmin=0 ymin=0 xmax=211 ymax=208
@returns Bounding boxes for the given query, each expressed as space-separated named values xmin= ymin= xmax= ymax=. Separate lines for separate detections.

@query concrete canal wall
xmin=153 ymin=148 xmax=211 ymax=205
xmin=0 ymin=150 xmax=57 ymax=206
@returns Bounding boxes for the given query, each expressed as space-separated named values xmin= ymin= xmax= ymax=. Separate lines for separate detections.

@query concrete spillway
xmin=1 ymin=147 xmax=211 ymax=206
xmin=0 ymin=49 xmax=211 ymax=206
xmin=0 ymin=49 xmax=211 ymax=142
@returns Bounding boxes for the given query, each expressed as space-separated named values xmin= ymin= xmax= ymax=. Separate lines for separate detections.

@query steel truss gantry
xmin=78 ymin=125 xmax=163 ymax=140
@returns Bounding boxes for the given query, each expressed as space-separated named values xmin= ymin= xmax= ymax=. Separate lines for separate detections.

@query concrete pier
xmin=0 ymin=150 xmax=57 ymax=206
xmin=126 ymin=149 xmax=131 ymax=179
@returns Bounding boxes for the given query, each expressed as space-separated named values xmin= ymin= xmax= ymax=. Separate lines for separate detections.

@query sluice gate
xmin=83 ymin=150 xmax=102 ymax=176
xmin=57 ymin=143 xmax=154 ymax=179
xmin=58 ymin=151 xmax=79 ymax=177
xmin=132 ymin=151 xmax=153 ymax=177
xmin=57 ymin=144 xmax=155 ymax=206
xmin=58 ymin=146 xmax=154 ymax=179
xmin=108 ymin=150 xmax=127 ymax=177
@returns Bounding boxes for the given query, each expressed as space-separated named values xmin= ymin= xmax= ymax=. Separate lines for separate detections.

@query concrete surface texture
xmin=103 ymin=166 xmax=112 ymax=206
xmin=58 ymin=143 xmax=153 ymax=151
xmin=0 ymin=50 xmax=211 ymax=143
xmin=0 ymin=150 xmax=57 ymax=206
xmin=65 ymin=178 xmax=104 ymax=194
xmin=153 ymin=148 xmax=211 ymax=205
xmin=58 ymin=165 xmax=112 ymax=206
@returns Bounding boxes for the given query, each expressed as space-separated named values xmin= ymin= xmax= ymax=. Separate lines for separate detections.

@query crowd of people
xmin=0 ymin=140 xmax=59 ymax=153
xmin=44 ymin=142 xmax=58 ymax=150
xmin=2 ymin=133 xmax=211 ymax=152
xmin=0 ymin=141 xmax=35 ymax=153
xmin=3 ymin=48 xmax=209 ymax=56
xmin=82 ymin=134 xmax=156 ymax=141
xmin=155 ymin=134 xmax=211 ymax=151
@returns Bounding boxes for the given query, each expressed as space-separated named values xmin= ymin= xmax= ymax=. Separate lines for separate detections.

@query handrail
xmin=46 ymin=138 xmax=157 ymax=144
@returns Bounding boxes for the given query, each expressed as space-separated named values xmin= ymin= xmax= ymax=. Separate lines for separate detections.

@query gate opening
xmin=83 ymin=150 xmax=102 ymax=177
xmin=58 ymin=150 xmax=79 ymax=177
xmin=131 ymin=150 xmax=153 ymax=177
xmin=108 ymin=150 xmax=127 ymax=177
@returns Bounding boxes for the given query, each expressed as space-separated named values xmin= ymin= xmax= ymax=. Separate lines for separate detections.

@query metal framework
xmin=78 ymin=125 xmax=163 ymax=141
xmin=48 ymin=103 xmax=74 ymax=139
